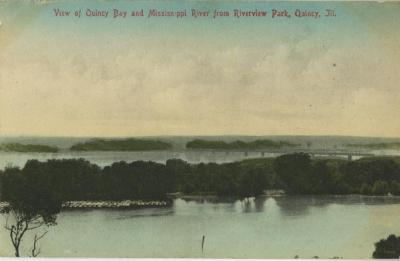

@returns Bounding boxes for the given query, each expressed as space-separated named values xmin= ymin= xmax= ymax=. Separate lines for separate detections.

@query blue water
xmin=1 ymin=196 xmax=400 ymax=258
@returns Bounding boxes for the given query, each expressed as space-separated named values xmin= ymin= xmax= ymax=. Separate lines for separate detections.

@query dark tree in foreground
xmin=1 ymin=166 xmax=62 ymax=257
xmin=373 ymin=234 xmax=400 ymax=258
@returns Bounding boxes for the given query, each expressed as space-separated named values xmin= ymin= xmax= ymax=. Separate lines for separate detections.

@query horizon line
xmin=1 ymin=134 xmax=400 ymax=140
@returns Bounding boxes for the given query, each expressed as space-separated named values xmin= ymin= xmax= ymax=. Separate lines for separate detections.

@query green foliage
xmin=273 ymin=153 xmax=313 ymax=193
xmin=102 ymin=160 xmax=173 ymax=200
xmin=22 ymin=159 xmax=102 ymax=201
xmin=1 ymin=165 xmax=62 ymax=257
xmin=274 ymin=154 xmax=400 ymax=195
xmin=186 ymin=139 xmax=298 ymax=150
xmin=340 ymin=157 xmax=400 ymax=194
xmin=175 ymin=161 xmax=271 ymax=198
xmin=0 ymin=158 xmax=275 ymax=201
xmin=70 ymin=138 xmax=172 ymax=151
xmin=359 ymin=183 xmax=372 ymax=195
xmin=390 ymin=181 xmax=400 ymax=195
xmin=371 ymin=181 xmax=390 ymax=195
xmin=0 ymin=143 xmax=59 ymax=153
xmin=1 ymin=165 xmax=62 ymax=222
xmin=1 ymin=155 xmax=400 ymax=203
xmin=309 ymin=159 xmax=346 ymax=194
xmin=373 ymin=234 xmax=400 ymax=258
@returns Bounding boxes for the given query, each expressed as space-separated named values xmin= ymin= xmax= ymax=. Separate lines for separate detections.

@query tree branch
xmin=31 ymin=231 xmax=47 ymax=257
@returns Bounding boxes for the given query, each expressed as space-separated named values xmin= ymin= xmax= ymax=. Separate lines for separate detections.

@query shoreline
xmin=0 ymin=200 xmax=172 ymax=210
xmin=169 ymin=192 xmax=400 ymax=201
xmin=63 ymin=200 xmax=172 ymax=209
xmin=1 ymin=194 xmax=399 ymax=211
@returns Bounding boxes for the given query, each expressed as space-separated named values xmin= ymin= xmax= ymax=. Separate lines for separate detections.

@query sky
xmin=0 ymin=0 xmax=399 ymax=137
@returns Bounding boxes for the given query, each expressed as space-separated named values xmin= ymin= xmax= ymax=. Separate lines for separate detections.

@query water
xmin=1 ymin=196 xmax=400 ymax=258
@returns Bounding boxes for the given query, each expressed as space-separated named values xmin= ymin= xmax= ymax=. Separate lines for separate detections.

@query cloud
xmin=0 ymin=3 xmax=399 ymax=137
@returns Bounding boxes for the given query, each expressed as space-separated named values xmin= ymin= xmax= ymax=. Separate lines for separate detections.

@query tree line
xmin=1 ymin=154 xmax=400 ymax=203
xmin=0 ymin=158 xmax=274 ymax=202
xmin=274 ymin=153 xmax=400 ymax=195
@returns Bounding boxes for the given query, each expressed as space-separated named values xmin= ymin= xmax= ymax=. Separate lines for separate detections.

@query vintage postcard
xmin=0 ymin=0 xmax=400 ymax=259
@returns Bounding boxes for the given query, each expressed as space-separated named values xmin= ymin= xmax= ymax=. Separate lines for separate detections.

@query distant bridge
xmin=192 ymin=148 xmax=375 ymax=160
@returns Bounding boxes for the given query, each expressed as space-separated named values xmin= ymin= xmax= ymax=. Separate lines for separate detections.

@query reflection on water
xmin=254 ymin=197 xmax=266 ymax=212
xmin=275 ymin=196 xmax=329 ymax=217
xmin=1 ymin=196 xmax=400 ymax=258
xmin=180 ymin=197 xmax=268 ymax=213
xmin=240 ymin=197 xmax=267 ymax=213
xmin=275 ymin=195 xmax=400 ymax=217
xmin=114 ymin=208 xmax=175 ymax=219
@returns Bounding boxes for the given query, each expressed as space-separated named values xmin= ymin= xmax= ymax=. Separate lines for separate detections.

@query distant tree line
xmin=1 ymin=154 xmax=400 ymax=203
xmin=0 ymin=143 xmax=59 ymax=153
xmin=186 ymin=139 xmax=299 ymax=150
xmin=70 ymin=138 xmax=172 ymax=151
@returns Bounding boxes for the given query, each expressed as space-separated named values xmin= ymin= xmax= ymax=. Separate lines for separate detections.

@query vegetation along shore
xmin=2 ymin=153 xmax=400 ymax=204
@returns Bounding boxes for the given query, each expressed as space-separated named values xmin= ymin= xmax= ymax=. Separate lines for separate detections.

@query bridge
xmin=198 ymin=148 xmax=375 ymax=160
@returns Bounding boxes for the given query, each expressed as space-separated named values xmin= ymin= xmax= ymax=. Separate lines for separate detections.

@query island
xmin=0 ymin=143 xmax=59 ymax=153
xmin=185 ymin=139 xmax=299 ymax=150
xmin=70 ymin=138 xmax=172 ymax=151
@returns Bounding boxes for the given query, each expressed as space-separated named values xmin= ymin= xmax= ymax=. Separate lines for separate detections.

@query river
xmin=1 ymin=196 xmax=400 ymax=258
